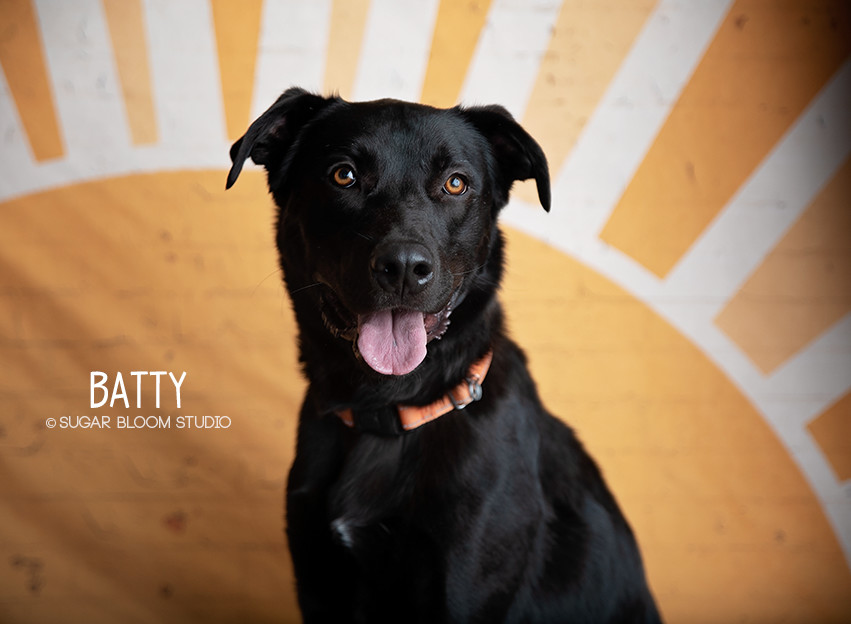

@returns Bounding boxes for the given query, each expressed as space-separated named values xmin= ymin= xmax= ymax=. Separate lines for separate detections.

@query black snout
xmin=371 ymin=242 xmax=435 ymax=296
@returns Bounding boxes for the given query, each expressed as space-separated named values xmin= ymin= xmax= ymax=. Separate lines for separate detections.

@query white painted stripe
xmin=0 ymin=69 xmax=39 ymax=200
xmin=458 ymin=0 xmax=563 ymax=119
xmin=505 ymin=0 xmax=734 ymax=252
xmin=142 ymin=0 xmax=228 ymax=162
xmin=762 ymin=314 xmax=851 ymax=422
xmin=33 ymin=0 xmax=131 ymax=158
xmin=252 ymin=0 xmax=332 ymax=119
xmin=758 ymin=313 xmax=851 ymax=566
xmin=665 ymin=58 xmax=851 ymax=303
xmin=0 ymin=144 xmax=232 ymax=203
xmin=352 ymin=0 xmax=440 ymax=102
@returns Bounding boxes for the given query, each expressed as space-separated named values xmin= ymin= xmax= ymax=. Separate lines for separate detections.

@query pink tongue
xmin=357 ymin=309 xmax=427 ymax=375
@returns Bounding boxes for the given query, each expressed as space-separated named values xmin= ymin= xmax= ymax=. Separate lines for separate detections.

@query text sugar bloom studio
xmin=46 ymin=371 xmax=231 ymax=430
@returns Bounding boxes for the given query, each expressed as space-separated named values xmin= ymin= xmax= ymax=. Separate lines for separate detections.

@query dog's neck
xmin=335 ymin=349 xmax=494 ymax=435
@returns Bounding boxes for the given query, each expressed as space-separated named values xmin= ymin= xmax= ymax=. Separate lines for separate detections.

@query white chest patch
xmin=331 ymin=517 xmax=355 ymax=550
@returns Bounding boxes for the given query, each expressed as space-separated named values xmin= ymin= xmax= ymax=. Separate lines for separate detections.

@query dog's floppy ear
xmin=226 ymin=87 xmax=335 ymax=189
xmin=459 ymin=105 xmax=551 ymax=212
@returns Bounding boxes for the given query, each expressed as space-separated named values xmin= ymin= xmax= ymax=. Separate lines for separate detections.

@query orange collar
xmin=337 ymin=350 xmax=494 ymax=433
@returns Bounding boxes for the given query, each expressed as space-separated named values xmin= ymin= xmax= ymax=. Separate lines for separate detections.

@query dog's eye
xmin=443 ymin=175 xmax=467 ymax=196
xmin=331 ymin=166 xmax=356 ymax=188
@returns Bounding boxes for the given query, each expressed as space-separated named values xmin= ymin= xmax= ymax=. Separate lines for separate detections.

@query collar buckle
xmin=449 ymin=377 xmax=483 ymax=410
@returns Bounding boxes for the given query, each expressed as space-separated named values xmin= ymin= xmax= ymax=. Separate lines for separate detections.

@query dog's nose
xmin=371 ymin=242 xmax=435 ymax=296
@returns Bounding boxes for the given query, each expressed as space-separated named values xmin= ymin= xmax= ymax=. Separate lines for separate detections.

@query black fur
xmin=228 ymin=87 xmax=661 ymax=623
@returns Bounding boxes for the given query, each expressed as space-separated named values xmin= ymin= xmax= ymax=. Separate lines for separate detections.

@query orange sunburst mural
xmin=0 ymin=1 xmax=849 ymax=623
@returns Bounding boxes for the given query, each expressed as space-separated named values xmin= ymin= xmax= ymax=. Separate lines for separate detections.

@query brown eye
xmin=443 ymin=175 xmax=467 ymax=196
xmin=331 ymin=166 xmax=356 ymax=188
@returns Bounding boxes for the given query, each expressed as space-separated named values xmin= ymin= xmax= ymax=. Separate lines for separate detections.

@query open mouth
xmin=319 ymin=289 xmax=454 ymax=376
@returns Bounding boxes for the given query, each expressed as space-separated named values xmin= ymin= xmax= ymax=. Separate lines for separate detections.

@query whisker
xmin=450 ymin=262 xmax=488 ymax=278
xmin=289 ymin=282 xmax=323 ymax=296
xmin=252 ymin=267 xmax=284 ymax=295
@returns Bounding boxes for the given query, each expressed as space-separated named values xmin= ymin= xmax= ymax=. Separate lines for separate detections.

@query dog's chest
xmin=325 ymin=436 xmax=435 ymax=556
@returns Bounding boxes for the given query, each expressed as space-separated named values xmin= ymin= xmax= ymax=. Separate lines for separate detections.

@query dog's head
xmin=228 ymin=87 xmax=549 ymax=377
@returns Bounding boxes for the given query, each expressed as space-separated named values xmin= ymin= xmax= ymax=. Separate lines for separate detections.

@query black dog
xmin=227 ymin=87 xmax=661 ymax=623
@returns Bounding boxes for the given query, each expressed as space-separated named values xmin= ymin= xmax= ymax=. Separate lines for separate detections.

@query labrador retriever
xmin=227 ymin=87 xmax=661 ymax=624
